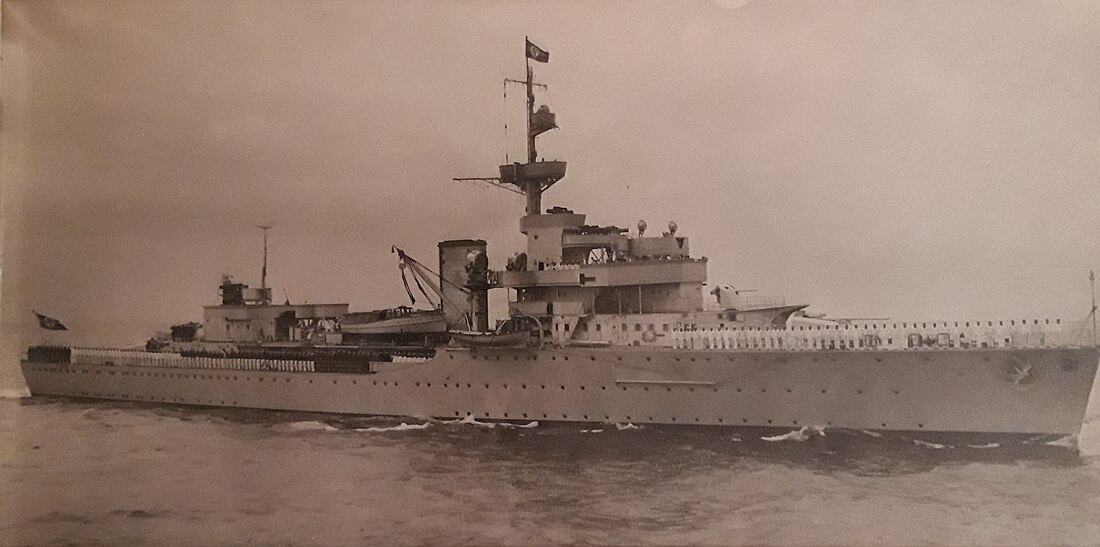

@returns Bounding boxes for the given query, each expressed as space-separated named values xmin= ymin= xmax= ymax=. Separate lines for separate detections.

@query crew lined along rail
xmin=70 ymin=348 xmax=318 ymax=371
xmin=669 ymin=319 xmax=1078 ymax=351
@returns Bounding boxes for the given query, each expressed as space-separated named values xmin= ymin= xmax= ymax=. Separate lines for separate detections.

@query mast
xmin=454 ymin=38 xmax=564 ymax=218
xmin=526 ymin=38 xmax=536 ymax=163
xmin=258 ymin=224 xmax=272 ymax=304
xmin=1092 ymin=269 xmax=1097 ymax=346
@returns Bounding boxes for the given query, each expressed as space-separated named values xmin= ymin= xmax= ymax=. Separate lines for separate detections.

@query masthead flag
xmin=526 ymin=39 xmax=549 ymax=63
xmin=33 ymin=311 xmax=67 ymax=331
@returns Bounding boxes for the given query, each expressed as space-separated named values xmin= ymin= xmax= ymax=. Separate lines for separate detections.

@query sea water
xmin=2 ymin=322 xmax=1099 ymax=545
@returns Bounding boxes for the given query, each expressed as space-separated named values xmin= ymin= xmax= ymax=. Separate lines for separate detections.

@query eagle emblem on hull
xmin=1000 ymin=355 xmax=1038 ymax=389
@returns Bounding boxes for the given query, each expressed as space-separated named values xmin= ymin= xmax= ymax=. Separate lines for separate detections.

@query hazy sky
xmin=2 ymin=0 xmax=1098 ymax=326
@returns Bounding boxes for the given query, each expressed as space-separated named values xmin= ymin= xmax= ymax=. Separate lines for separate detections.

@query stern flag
xmin=33 ymin=311 xmax=67 ymax=331
xmin=526 ymin=39 xmax=549 ymax=63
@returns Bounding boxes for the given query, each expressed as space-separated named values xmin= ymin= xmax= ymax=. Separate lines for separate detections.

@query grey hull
xmin=21 ymin=345 xmax=1099 ymax=436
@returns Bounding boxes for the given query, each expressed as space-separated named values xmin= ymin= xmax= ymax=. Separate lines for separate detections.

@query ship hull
xmin=21 ymin=346 xmax=1098 ymax=436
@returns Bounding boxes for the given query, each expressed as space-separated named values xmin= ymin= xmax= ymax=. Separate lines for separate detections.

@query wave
xmin=503 ymin=421 xmax=539 ymax=429
xmin=441 ymin=416 xmax=539 ymax=429
xmin=614 ymin=423 xmax=643 ymax=431
xmin=284 ymin=421 xmax=338 ymax=432
xmin=581 ymin=428 xmax=604 ymax=434
xmin=0 ymin=387 xmax=30 ymax=399
xmin=965 ymin=442 xmax=1000 ymax=449
xmin=762 ymin=425 xmax=826 ymax=442
xmin=355 ymin=422 xmax=432 ymax=433
xmin=443 ymin=415 xmax=497 ymax=428
xmin=913 ymin=439 xmax=950 ymax=449
xmin=1043 ymin=435 xmax=1078 ymax=449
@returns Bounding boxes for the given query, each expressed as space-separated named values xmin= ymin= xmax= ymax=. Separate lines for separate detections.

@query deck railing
xmin=669 ymin=318 xmax=1090 ymax=351
xmin=69 ymin=348 xmax=316 ymax=372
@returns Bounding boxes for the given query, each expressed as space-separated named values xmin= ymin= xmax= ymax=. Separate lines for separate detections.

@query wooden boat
xmin=340 ymin=306 xmax=448 ymax=346
xmin=449 ymin=329 xmax=532 ymax=348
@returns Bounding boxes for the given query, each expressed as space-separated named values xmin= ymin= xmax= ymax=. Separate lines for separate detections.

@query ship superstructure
xmin=20 ymin=39 xmax=1099 ymax=441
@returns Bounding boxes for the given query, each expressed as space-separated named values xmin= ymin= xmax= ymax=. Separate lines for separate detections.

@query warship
xmin=21 ymin=39 xmax=1099 ymax=442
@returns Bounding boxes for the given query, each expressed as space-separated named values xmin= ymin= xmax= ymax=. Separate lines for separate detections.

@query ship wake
xmin=0 ymin=387 xmax=31 ymax=399
xmin=762 ymin=425 xmax=827 ymax=442
xmin=441 ymin=415 xmax=539 ymax=429
xmin=355 ymin=422 xmax=432 ymax=433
